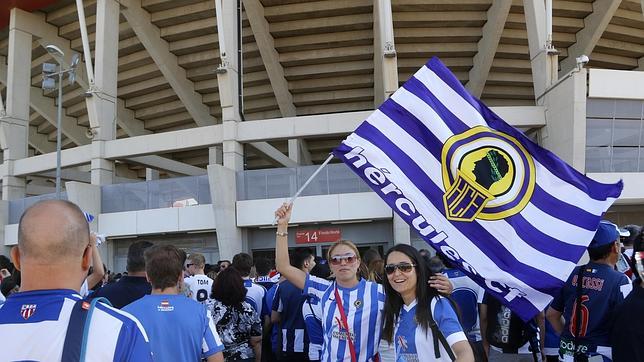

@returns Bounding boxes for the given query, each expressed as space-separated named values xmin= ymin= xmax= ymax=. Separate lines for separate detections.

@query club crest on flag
xmin=441 ymin=126 xmax=535 ymax=222
xmin=20 ymin=304 xmax=37 ymax=320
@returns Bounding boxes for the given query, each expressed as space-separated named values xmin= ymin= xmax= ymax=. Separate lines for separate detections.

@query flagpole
xmin=272 ymin=153 xmax=335 ymax=224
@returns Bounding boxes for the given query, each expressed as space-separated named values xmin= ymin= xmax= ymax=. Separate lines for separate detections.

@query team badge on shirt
xmin=157 ymin=300 xmax=174 ymax=312
xmin=397 ymin=335 xmax=408 ymax=350
xmin=20 ymin=304 xmax=37 ymax=320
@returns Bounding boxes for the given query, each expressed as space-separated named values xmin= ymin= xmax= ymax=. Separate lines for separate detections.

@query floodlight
xmin=45 ymin=44 xmax=65 ymax=58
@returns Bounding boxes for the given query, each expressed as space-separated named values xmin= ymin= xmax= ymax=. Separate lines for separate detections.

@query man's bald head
xmin=18 ymin=200 xmax=90 ymax=264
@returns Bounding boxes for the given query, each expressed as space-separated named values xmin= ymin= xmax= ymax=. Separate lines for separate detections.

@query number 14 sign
xmin=295 ymin=228 xmax=342 ymax=244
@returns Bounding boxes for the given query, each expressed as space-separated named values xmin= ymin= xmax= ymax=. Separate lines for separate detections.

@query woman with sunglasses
xmin=382 ymin=244 xmax=474 ymax=362
xmin=274 ymin=203 xmax=384 ymax=362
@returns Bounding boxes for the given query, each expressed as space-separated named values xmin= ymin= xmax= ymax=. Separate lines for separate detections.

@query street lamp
xmin=41 ymin=45 xmax=79 ymax=199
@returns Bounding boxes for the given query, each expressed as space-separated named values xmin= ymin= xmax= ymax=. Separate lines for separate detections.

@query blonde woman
xmin=275 ymin=203 xmax=383 ymax=362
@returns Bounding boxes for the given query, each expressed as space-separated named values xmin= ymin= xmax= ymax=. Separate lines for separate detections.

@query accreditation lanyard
xmin=334 ymin=287 xmax=357 ymax=362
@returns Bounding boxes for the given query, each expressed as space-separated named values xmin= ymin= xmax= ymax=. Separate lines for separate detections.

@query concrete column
xmin=91 ymin=141 xmax=114 ymax=185
xmin=65 ymin=181 xmax=113 ymax=271
xmin=145 ymin=168 xmax=160 ymax=181
xmin=208 ymin=164 xmax=244 ymax=260
xmin=209 ymin=146 xmax=223 ymax=165
xmin=0 ymin=12 xmax=31 ymax=200
xmin=392 ymin=214 xmax=411 ymax=245
xmin=540 ymin=69 xmax=588 ymax=171
xmin=88 ymin=0 xmax=119 ymax=185
xmin=0 ymin=200 xmax=10 ymax=257
xmin=523 ymin=0 xmax=558 ymax=103
xmin=373 ymin=0 xmax=398 ymax=107
xmin=373 ymin=0 xmax=408 ymax=246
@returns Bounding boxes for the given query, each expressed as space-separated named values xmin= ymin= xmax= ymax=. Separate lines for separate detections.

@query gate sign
xmin=295 ymin=228 xmax=342 ymax=244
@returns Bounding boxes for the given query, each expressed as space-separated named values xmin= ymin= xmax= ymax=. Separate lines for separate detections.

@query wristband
xmin=276 ymin=231 xmax=288 ymax=237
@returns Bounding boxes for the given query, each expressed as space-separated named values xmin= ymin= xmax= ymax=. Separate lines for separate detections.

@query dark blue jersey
xmin=274 ymin=279 xmax=309 ymax=355
xmin=550 ymin=262 xmax=631 ymax=359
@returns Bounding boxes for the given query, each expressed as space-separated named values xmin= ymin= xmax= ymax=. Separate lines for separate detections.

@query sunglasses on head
xmin=330 ymin=254 xmax=358 ymax=266
xmin=385 ymin=262 xmax=416 ymax=275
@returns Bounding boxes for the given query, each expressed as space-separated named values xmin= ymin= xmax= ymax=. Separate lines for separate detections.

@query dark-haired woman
xmin=382 ymin=244 xmax=474 ymax=362
xmin=210 ymin=268 xmax=262 ymax=362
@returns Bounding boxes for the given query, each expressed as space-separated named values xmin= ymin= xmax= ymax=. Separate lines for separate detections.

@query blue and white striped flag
xmin=332 ymin=57 xmax=622 ymax=321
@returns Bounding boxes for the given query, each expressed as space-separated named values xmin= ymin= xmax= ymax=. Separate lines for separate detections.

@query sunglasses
xmin=385 ymin=262 xmax=416 ymax=275
xmin=330 ymin=254 xmax=358 ymax=266
xmin=185 ymin=263 xmax=194 ymax=268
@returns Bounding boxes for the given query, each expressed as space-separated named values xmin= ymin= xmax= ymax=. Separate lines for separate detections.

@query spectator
xmin=382 ymin=244 xmax=473 ymax=361
xmin=211 ymin=267 xmax=263 ymax=361
xmin=185 ymin=252 xmax=214 ymax=304
xmin=218 ymin=259 xmax=231 ymax=271
xmin=0 ymin=200 xmax=152 ymax=361
xmin=233 ymin=252 xmax=267 ymax=317
xmin=275 ymin=203 xmax=384 ymax=361
xmin=78 ymin=232 xmax=106 ymax=297
xmin=480 ymin=291 xmax=543 ymax=362
xmin=547 ymin=220 xmax=632 ymax=361
xmin=362 ymin=248 xmax=383 ymax=267
xmin=92 ymin=240 xmax=154 ymax=308
xmin=255 ymin=257 xmax=276 ymax=291
xmin=264 ymin=275 xmax=284 ymax=362
xmin=124 ymin=245 xmax=224 ymax=362
xmin=273 ymin=248 xmax=316 ymax=361
xmin=302 ymin=263 xmax=331 ymax=362
xmin=437 ymin=253 xmax=486 ymax=362
xmin=611 ymin=228 xmax=644 ymax=361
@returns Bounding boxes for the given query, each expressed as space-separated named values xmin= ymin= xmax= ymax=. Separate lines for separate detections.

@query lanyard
xmin=334 ymin=287 xmax=357 ymax=362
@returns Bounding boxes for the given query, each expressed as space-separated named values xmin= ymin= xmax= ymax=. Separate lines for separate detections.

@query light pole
xmin=41 ymin=45 xmax=79 ymax=199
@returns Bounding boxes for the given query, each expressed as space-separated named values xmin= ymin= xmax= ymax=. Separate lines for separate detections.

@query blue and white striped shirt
xmin=0 ymin=289 xmax=152 ymax=361
xmin=394 ymin=297 xmax=466 ymax=362
xmin=304 ymin=274 xmax=385 ymax=362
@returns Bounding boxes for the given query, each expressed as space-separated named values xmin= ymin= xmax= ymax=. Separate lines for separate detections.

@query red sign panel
xmin=295 ymin=228 xmax=342 ymax=244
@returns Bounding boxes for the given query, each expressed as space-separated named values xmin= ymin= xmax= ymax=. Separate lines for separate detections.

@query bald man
xmin=0 ymin=200 xmax=153 ymax=361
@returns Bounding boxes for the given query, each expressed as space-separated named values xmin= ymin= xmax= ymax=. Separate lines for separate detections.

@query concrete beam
xmin=96 ymin=107 xmax=544 ymax=159
xmin=120 ymin=0 xmax=215 ymax=127
xmin=243 ymin=0 xmax=296 ymax=117
xmin=249 ymin=141 xmax=298 ymax=168
xmin=105 ymin=124 xmax=223 ymax=159
xmin=125 ymin=155 xmax=207 ymax=176
xmin=558 ymin=0 xmax=622 ymax=76
xmin=466 ymin=0 xmax=512 ymax=97
xmin=12 ymin=145 xmax=92 ymax=176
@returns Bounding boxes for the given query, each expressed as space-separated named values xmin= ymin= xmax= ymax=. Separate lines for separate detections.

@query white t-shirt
xmin=184 ymin=274 xmax=214 ymax=304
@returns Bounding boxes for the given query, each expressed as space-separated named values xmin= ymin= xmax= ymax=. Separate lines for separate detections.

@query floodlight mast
xmin=41 ymin=45 xmax=79 ymax=200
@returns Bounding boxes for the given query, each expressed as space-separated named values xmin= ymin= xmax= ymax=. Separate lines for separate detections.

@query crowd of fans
xmin=0 ymin=200 xmax=643 ymax=362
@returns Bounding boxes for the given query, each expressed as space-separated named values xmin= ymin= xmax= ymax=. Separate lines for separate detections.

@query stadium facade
xmin=0 ymin=0 xmax=643 ymax=272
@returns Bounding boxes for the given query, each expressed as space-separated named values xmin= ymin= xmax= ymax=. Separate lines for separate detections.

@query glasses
xmin=185 ymin=263 xmax=194 ymax=268
xmin=385 ymin=263 xmax=416 ymax=275
xmin=330 ymin=255 xmax=358 ymax=266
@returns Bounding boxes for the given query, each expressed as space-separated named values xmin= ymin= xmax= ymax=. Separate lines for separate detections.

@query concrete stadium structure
xmin=0 ymin=0 xmax=643 ymax=271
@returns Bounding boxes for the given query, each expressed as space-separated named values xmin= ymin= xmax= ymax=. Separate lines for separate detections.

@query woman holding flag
xmin=275 ymin=202 xmax=383 ymax=362
xmin=274 ymin=203 xmax=457 ymax=362
xmin=382 ymin=244 xmax=473 ymax=361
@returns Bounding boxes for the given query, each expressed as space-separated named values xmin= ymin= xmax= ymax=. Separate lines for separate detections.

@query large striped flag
xmin=332 ymin=57 xmax=622 ymax=321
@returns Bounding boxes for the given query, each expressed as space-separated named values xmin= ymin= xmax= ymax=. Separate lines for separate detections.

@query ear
xmin=81 ymin=243 xmax=92 ymax=271
xmin=10 ymin=246 xmax=21 ymax=271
